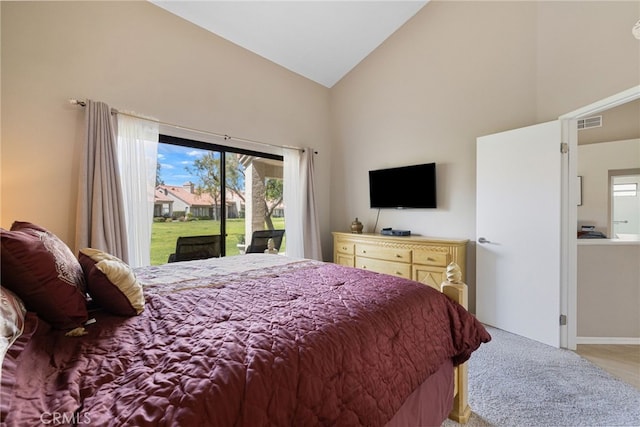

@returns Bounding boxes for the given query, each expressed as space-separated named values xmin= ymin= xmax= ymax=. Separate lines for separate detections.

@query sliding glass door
xmin=150 ymin=135 xmax=284 ymax=265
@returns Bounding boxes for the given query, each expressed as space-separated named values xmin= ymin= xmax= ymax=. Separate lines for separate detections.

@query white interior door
xmin=476 ymin=120 xmax=562 ymax=347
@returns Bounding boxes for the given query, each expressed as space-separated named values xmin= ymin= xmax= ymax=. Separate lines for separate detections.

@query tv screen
xmin=369 ymin=163 xmax=437 ymax=208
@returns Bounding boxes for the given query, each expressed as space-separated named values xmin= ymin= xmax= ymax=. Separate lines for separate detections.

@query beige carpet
xmin=442 ymin=326 xmax=640 ymax=427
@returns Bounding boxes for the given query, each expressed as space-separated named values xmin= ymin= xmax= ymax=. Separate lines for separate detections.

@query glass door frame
xmin=159 ymin=134 xmax=284 ymax=257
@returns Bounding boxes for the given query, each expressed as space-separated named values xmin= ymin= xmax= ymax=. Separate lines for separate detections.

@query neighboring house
xmin=153 ymin=189 xmax=174 ymax=218
xmin=155 ymin=182 xmax=243 ymax=219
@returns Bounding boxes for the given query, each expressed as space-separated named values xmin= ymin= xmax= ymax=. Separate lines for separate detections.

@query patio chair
xmin=168 ymin=235 xmax=222 ymax=263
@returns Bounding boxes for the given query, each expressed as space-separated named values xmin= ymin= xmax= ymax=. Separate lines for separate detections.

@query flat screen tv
xmin=369 ymin=163 xmax=437 ymax=208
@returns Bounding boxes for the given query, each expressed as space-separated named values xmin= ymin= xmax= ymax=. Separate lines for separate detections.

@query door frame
xmin=559 ymin=85 xmax=640 ymax=350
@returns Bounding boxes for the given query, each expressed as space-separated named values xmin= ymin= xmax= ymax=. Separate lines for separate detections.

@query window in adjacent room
xmin=613 ymin=183 xmax=637 ymax=197
xmin=609 ymin=171 xmax=640 ymax=239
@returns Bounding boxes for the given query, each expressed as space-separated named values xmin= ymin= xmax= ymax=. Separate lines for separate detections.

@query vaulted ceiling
xmin=150 ymin=1 xmax=428 ymax=88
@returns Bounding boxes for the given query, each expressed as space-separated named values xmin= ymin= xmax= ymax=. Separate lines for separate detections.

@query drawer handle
xmin=428 ymin=257 xmax=435 ymax=261
xmin=396 ymin=254 xmax=402 ymax=258
xmin=396 ymin=271 xmax=403 ymax=275
xmin=362 ymin=250 xmax=367 ymax=254
xmin=342 ymin=246 xmax=348 ymax=251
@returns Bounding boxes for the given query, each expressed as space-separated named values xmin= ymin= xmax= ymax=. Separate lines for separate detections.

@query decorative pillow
xmin=0 ymin=222 xmax=88 ymax=329
xmin=79 ymin=248 xmax=144 ymax=316
xmin=10 ymin=221 xmax=88 ymax=295
xmin=0 ymin=287 xmax=27 ymax=364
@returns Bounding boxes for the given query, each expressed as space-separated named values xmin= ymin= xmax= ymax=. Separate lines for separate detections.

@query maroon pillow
xmin=0 ymin=222 xmax=88 ymax=329
xmin=78 ymin=248 xmax=97 ymax=280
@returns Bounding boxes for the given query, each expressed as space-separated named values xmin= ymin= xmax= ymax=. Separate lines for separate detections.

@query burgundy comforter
xmin=1 ymin=256 xmax=489 ymax=426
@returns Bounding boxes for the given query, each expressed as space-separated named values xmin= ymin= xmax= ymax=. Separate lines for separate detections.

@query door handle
xmin=478 ymin=237 xmax=491 ymax=244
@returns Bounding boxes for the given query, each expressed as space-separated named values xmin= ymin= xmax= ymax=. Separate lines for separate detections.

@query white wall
xmin=329 ymin=1 xmax=640 ymax=309
xmin=331 ymin=1 xmax=538 ymax=240
xmin=578 ymin=139 xmax=640 ymax=235
xmin=577 ymin=242 xmax=640 ymax=341
xmin=331 ymin=0 xmax=640 ymax=239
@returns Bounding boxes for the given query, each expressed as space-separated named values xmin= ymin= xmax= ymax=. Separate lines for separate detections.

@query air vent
xmin=577 ymin=115 xmax=602 ymax=130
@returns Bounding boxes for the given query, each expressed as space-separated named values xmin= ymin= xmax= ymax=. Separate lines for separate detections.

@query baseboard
xmin=576 ymin=336 xmax=640 ymax=345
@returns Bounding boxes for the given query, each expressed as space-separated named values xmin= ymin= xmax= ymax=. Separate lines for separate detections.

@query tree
xmin=263 ymin=178 xmax=283 ymax=230
xmin=186 ymin=152 xmax=247 ymax=220
xmin=186 ymin=152 xmax=282 ymax=226
xmin=225 ymin=154 xmax=245 ymax=203
xmin=156 ymin=162 xmax=164 ymax=186
xmin=186 ymin=152 xmax=221 ymax=220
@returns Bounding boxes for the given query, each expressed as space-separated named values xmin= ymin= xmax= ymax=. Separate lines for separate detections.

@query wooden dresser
xmin=332 ymin=232 xmax=468 ymax=290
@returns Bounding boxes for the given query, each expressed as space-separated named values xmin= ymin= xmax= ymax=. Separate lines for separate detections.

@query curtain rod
xmin=68 ymin=99 xmax=315 ymax=154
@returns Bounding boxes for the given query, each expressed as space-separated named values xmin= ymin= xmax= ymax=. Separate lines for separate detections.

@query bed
xmin=1 ymin=222 xmax=490 ymax=426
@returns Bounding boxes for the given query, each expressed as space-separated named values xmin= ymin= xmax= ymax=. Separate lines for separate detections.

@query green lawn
xmin=150 ymin=218 xmax=285 ymax=265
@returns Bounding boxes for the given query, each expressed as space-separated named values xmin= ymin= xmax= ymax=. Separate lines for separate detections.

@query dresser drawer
xmin=356 ymin=257 xmax=412 ymax=279
xmin=335 ymin=241 xmax=355 ymax=255
xmin=413 ymin=265 xmax=446 ymax=290
xmin=335 ymin=254 xmax=354 ymax=267
xmin=332 ymin=232 xmax=467 ymax=287
xmin=355 ymin=244 xmax=412 ymax=263
xmin=413 ymin=250 xmax=449 ymax=267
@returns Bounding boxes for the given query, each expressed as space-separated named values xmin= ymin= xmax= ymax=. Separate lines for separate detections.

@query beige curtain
xmin=75 ymin=100 xmax=129 ymax=262
xmin=283 ymin=148 xmax=322 ymax=260
xmin=300 ymin=149 xmax=322 ymax=260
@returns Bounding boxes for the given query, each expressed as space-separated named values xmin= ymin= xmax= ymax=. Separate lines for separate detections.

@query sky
xmin=157 ymin=143 xmax=207 ymax=186
xmin=158 ymin=143 xmax=254 ymax=190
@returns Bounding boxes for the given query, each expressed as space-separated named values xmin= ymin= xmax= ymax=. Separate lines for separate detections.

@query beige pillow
xmin=1 ymin=286 xmax=27 ymax=364
xmin=79 ymin=248 xmax=144 ymax=316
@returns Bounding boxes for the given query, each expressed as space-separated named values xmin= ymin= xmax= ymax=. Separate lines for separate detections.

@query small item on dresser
xmin=381 ymin=228 xmax=411 ymax=236
xmin=351 ymin=217 xmax=364 ymax=234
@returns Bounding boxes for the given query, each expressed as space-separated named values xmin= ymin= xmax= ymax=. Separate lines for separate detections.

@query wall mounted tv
xmin=369 ymin=163 xmax=437 ymax=208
